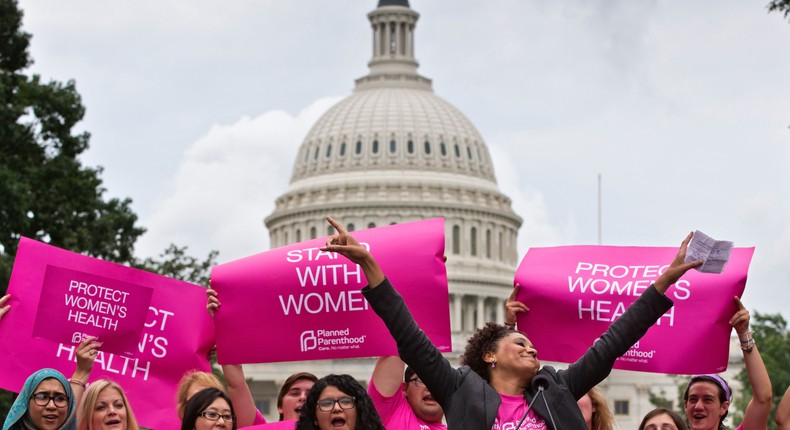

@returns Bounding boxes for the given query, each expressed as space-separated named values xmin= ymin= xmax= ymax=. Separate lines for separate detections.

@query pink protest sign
xmin=211 ymin=218 xmax=450 ymax=364
xmin=32 ymin=265 xmax=153 ymax=356
xmin=513 ymin=245 xmax=754 ymax=375
xmin=0 ymin=237 xmax=215 ymax=430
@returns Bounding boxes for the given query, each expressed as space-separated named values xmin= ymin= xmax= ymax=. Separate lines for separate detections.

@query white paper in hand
xmin=685 ymin=230 xmax=733 ymax=274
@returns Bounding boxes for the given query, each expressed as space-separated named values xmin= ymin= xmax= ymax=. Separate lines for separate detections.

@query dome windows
xmin=440 ymin=142 xmax=447 ymax=156
xmin=407 ymin=140 xmax=414 ymax=154
xmin=451 ymin=225 xmax=460 ymax=255
xmin=470 ymin=226 xmax=478 ymax=256
xmin=372 ymin=139 xmax=379 ymax=154
xmin=326 ymin=144 xmax=333 ymax=158
xmin=340 ymin=142 xmax=347 ymax=157
xmin=467 ymin=146 xmax=472 ymax=160
xmin=355 ymin=140 xmax=363 ymax=155
xmin=389 ymin=139 xmax=397 ymax=153
xmin=424 ymin=140 xmax=431 ymax=154
xmin=314 ymin=146 xmax=320 ymax=160
xmin=454 ymin=143 xmax=461 ymax=158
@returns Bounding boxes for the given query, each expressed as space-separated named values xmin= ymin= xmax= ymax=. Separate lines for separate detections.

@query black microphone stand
xmin=513 ymin=385 xmax=559 ymax=430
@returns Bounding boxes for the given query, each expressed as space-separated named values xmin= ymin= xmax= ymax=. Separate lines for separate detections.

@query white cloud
xmin=135 ymin=97 xmax=342 ymax=263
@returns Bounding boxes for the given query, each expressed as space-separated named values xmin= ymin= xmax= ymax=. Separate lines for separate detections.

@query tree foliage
xmin=0 ymin=0 xmax=144 ymax=292
xmin=135 ymin=244 xmax=218 ymax=287
xmin=768 ymin=0 xmax=790 ymax=20
xmin=734 ymin=312 xmax=790 ymax=430
xmin=1 ymin=0 xmax=219 ymax=421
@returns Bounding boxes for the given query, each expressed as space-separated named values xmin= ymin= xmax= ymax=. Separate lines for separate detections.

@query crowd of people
xmin=0 ymin=217 xmax=788 ymax=430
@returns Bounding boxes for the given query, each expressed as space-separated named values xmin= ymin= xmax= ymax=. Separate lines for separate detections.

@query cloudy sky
xmin=17 ymin=1 xmax=790 ymax=316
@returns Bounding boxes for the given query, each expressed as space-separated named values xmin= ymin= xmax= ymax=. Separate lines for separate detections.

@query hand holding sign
xmin=730 ymin=297 xmax=751 ymax=337
xmin=206 ymin=286 xmax=220 ymax=318
xmin=0 ymin=294 xmax=9 ymax=321
xmin=73 ymin=336 xmax=102 ymax=379
xmin=505 ymin=284 xmax=529 ymax=327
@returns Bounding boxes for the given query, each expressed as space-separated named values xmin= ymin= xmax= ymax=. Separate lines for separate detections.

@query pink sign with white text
xmin=32 ymin=265 xmax=153 ymax=356
xmin=513 ymin=245 xmax=754 ymax=375
xmin=0 ymin=237 xmax=215 ymax=430
xmin=211 ymin=218 xmax=450 ymax=365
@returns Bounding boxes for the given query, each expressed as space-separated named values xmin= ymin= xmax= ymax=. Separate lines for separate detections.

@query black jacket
xmin=363 ymin=279 xmax=673 ymax=430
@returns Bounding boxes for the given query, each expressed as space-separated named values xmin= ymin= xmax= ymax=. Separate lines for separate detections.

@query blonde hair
xmin=588 ymin=387 xmax=614 ymax=430
xmin=176 ymin=370 xmax=225 ymax=419
xmin=77 ymin=379 xmax=139 ymax=430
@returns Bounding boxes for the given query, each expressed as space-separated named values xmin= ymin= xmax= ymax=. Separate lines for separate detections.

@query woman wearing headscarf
xmin=2 ymin=368 xmax=77 ymax=430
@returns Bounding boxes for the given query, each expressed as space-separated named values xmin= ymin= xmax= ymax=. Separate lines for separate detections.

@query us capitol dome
xmin=248 ymin=0 xmax=522 ymax=416
xmin=265 ymin=0 xmax=522 ymax=336
xmin=247 ymin=1 xmax=747 ymax=425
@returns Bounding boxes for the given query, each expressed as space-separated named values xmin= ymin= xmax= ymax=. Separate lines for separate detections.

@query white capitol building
xmin=244 ymin=1 xmax=746 ymax=428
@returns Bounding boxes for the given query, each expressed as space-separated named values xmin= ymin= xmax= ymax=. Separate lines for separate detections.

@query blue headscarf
xmin=2 ymin=368 xmax=77 ymax=430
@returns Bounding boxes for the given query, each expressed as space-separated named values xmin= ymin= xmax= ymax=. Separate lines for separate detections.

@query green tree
xmin=1 ymin=0 xmax=144 ymax=419
xmin=768 ymin=0 xmax=790 ymax=20
xmin=0 ymin=0 xmax=144 ymax=292
xmin=135 ymin=244 xmax=218 ymax=287
xmin=1 ymin=0 xmax=220 ymax=421
xmin=733 ymin=312 xmax=790 ymax=430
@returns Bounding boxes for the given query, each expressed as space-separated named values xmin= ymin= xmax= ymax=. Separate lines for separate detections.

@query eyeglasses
xmin=407 ymin=378 xmax=426 ymax=388
xmin=316 ymin=396 xmax=356 ymax=412
xmin=199 ymin=411 xmax=235 ymax=422
xmin=30 ymin=392 xmax=69 ymax=408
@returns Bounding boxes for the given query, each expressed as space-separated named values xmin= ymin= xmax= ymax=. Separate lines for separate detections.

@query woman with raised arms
xmin=321 ymin=216 xmax=703 ymax=430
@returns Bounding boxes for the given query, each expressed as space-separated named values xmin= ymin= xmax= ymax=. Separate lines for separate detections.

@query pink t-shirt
xmin=253 ymin=410 xmax=267 ymax=425
xmin=368 ymin=379 xmax=447 ymax=430
xmin=492 ymin=393 xmax=547 ymax=430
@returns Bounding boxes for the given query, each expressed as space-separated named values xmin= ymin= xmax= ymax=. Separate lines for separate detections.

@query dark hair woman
xmin=181 ymin=388 xmax=237 ymax=430
xmin=296 ymin=374 xmax=384 ymax=430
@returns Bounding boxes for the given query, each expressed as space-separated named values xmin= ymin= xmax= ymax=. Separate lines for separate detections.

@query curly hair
xmin=639 ymin=408 xmax=688 ymax=430
xmin=460 ymin=322 xmax=520 ymax=382
xmin=181 ymin=388 xmax=237 ymax=430
xmin=683 ymin=375 xmax=731 ymax=430
xmin=78 ymin=379 xmax=140 ymax=430
xmin=296 ymin=374 xmax=385 ymax=430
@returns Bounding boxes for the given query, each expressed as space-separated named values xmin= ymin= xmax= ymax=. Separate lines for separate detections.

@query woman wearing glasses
xmin=181 ymin=388 xmax=237 ymax=430
xmin=297 ymin=374 xmax=385 ymax=430
xmin=76 ymin=379 xmax=139 ymax=430
xmin=2 ymin=368 xmax=77 ymax=430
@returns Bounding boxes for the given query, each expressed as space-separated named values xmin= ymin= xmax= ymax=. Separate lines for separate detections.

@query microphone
xmin=531 ymin=373 xmax=551 ymax=390
xmin=513 ymin=374 xmax=558 ymax=430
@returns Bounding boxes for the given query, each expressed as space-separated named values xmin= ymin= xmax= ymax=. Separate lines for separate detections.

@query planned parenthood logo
xmin=300 ymin=330 xmax=317 ymax=352
xmin=299 ymin=328 xmax=367 ymax=353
